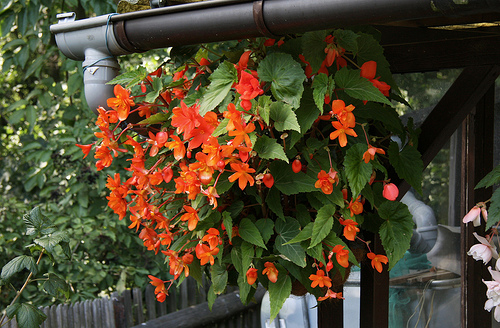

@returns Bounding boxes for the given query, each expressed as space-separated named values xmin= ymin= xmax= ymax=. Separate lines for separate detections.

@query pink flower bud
xmin=383 ymin=183 xmax=399 ymax=201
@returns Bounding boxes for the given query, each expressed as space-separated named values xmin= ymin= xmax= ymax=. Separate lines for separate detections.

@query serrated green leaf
xmin=241 ymin=241 xmax=254 ymax=275
xmin=257 ymin=53 xmax=306 ymax=108
xmin=211 ymin=263 xmax=228 ymax=295
xmin=301 ymin=30 xmax=328 ymax=73
xmin=237 ymin=274 xmax=254 ymax=304
xmin=296 ymin=88 xmax=321 ymax=134
xmin=486 ymin=188 xmax=500 ymax=230
xmin=137 ymin=113 xmax=169 ymax=125
xmin=268 ymin=273 xmax=292 ymax=321
xmin=335 ymin=67 xmax=392 ymax=106
xmin=269 ymin=102 xmax=301 ymax=133
xmin=34 ymin=231 xmax=69 ymax=254
xmin=207 ymin=284 xmax=217 ymax=310
xmin=476 ymin=164 xmax=500 ymax=189
xmin=23 ymin=207 xmax=56 ymax=236
xmin=388 ymin=142 xmax=423 ymax=194
xmin=199 ymin=61 xmax=237 ymax=115
xmin=6 ymin=303 xmax=20 ymax=319
xmin=285 ymin=223 xmax=313 ymax=245
xmin=254 ymin=135 xmax=288 ymax=163
xmin=306 ymin=242 xmax=324 ymax=265
xmin=258 ymin=96 xmax=272 ymax=125
xmin=144 ymin=77 xmax=163 ymax=103
xmin=265 ymin=187 xmax=284 ymax=219
xmin=271 ymin=161 xmax=317 ymax=195
xmin=239 ymin=218 xmax=267 ymax=249
xmin=378 ymin=201 xmax=413 ymax=270
xmin=275 ymin=218 xmax=306 ymax=267
xmin=1 ymin=255 xmax=37 ymax=280
xmin=255 ymin=219 xmax=275 ymax=244
xmin=231 ymin=247 xmax=243 ymax=274
xmin=312 ymin=73 xmax=329 ymax=112
xmin=107 ymin=68 xmax=148 ymax=88
xmin=333 ymin=29 xmax=359 ymax=53
xmin=13 ymin=303 xmax=47 ymax=328
xmin=43 ymin=273 xmax=70 ymax=298
xmin=222 ymin=211 xmax=233 ymax=241
xmin=345 ymin=143 xmax=373 ymax=197
xmin=310 ymin=205 xmax=336 ymax=248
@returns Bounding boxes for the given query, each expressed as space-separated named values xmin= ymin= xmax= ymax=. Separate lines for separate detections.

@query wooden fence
xmin=1 ymin=277 xmax=263 ymax=328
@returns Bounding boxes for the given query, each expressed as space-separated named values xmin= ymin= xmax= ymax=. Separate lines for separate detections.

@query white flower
xmin=484 ymin=267 xmax=500 ymax=322
xmin=463 ymin=204 xmax=488 ymax=227
xmin=467 ymin=233 xmax=498 ymax=264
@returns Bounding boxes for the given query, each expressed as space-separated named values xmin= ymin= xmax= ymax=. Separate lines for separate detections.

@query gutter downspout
xmin=50 ymin=0 xmax=500 ymax=112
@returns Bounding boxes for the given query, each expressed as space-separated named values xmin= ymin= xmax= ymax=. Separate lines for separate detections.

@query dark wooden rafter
xmin=379 ymin=25 xmax=500 ymax=73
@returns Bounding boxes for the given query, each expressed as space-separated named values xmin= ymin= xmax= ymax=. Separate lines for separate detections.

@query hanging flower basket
xmin=77 ymin=29 xmax=423 ymax=319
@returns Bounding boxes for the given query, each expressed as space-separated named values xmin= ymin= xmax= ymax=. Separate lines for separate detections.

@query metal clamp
xmin=253 ymin=0 xmax=279 ymax=39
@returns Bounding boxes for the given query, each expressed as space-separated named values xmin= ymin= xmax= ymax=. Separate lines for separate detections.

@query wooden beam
xmin=380 ymin=26 xmax=500 ymax=73
xmin=417 ymin=65 xmax=500 ymax=169
xmin=131 ymin=286 xmax=265 ymax=328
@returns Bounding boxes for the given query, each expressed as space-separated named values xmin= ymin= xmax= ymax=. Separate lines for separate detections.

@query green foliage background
xmin=0 ymin=0 xmax=167 ymax=308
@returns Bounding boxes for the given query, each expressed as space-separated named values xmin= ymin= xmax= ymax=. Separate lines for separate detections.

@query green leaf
xmin=6 ymin=303 xmax=20 ymax=319
xmin=137 ymin=113 xmax=169 ymax=125
xmin=310 ymin=205 xmax=335 ymax=248
xmin=107 ymin=68 xmax=148 ymax=88
xmin=355 ymin=104 xmax=404 ymax=136
xmin=199 ymin=61 xmax=237 ymax=115
xmin=255 ymin=219 xmax=275 ymax=244
xmin=476 ymin=164 xmax=500 ymax=189
xmin=265 ymin=187 xmax=284 ymax=219
xmin=241 ymin=241 xmax=254 ymax=275
xmin=144 ymin=76 xmax=163 ymax=103
xmin=388 ymin=142 xmax=423 ymax=194
xmin=269 ymin=102 xmax=301 ymax=133
xmin=257 ymin=53 xmax=306 ymax=108
xmin=334 ymin=67 xmax=392 ymax=106
xmin=295 ymin=88 xmax=321 ymax=136
xmin=312 ymin=73 xmax=329 ymax=112
xmin=323 ymin=232 xmax=359 ymax=267
xmin=275 ymin=218 xmax=306 ymax=267
xmin=231 ymin=247 xmax=243 ymax=274
xmin=34 ymin=231 xmax=70 ymax=254
xmin=237 ymin=274 xmax=254 ymax=304
xmin=285 ymin=223 xmax=313 ymax=244
xmin=301 ymin=30 xmax=328 ymax=73
xmin=207 ymin=284 xmax=217 ymax=311
xmin=258 ymin=95 xmax=272 ymax=125
xmin=378 ymin=201 xmax=413 ymax=270
xmin=271 ymin=161 xmax=317 ymax=195
xmin=345 ymin=143 xmax=373 ymax=197
xmin=222 ymin=211 xmax=233 ymax=241
xmin=211 ymin=263 xmax=228 ymax=295
xmin=333 ymin=29 xmax=360 ymax=53
xmin=254 ymin=135 xmax=288 ymax=163
xmin=268 ymin=273 xmax=292 ymax=321
xmin=23 ymin=207 xmax=56 ymax=236
xmin=1 ymin=255 xmax=37 ymax=280
xmin=43 ymin=273 xmax=70 ymax=298
xmin=239 ymin=218 xmax=267 ymax=249
xmin=486 ymin=188 xmax=500 ymax=230
xmin=12 ymin=303 xmax=46 ymax=328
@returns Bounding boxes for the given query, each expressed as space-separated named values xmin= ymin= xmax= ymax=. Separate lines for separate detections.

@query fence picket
xmin=132 ymin=288 xmax=144 ymax=325
xmin=84 ymin=300 xmax=92 ymax=328
xmin=145 ymin=285 xmax=157 ymax=321
xmin=92 ymin=298 xmax=102 ymax=328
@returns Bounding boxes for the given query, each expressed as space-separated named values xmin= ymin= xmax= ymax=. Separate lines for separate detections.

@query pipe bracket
xmin=253 ymin=0 xmax=279 ymax=39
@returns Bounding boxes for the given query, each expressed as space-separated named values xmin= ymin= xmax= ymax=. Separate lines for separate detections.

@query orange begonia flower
xmin=195 ymin=243 xmax=219 ymax=266
xmin=228 ymin=162 xmax=255 ymax=190
xmin=309 ymin=270 xmax=332 ymax=289
xmin=107 ymin=84 xmax=135 ymax=121
xmin=202 ymin=228 xmax=221 ymax=250
xmin=228 ymin=121 xmax=255 ymax=148
xmin=339 ymin=218 xmax=360 ymax=241
xmin=76 ymin=143 xmax=93 ymax=159
xmin=347 ymin=196 xmax=364 ymax=217
xmin=367 ymin=252 xmax=389 ymax=273
xmin=360 ymin=61 xmax=391 ymax=97
xmin=318 ymin=289 xmax=345 ymax=302
xmin=331 ymin=245 xmax=350 ymax=268
xmin=315 ymin=169 xmax=338 ymax=195
xmin=262 ymin=262 xmax=279 ymax=283
xmin=246 ymin=267 xmax=258 ymax=285
xmin=330 ymin=121 xmax=357 ymax=147
xmin=363 ymin=144 xmax=385 ymax=163
xmin=330 ymin=100 xmax=355 ymax=128
xmin=235 ymin=71 xmax=264 ymax=111
xmin=180 ymin=205 xmax=199 ymax=231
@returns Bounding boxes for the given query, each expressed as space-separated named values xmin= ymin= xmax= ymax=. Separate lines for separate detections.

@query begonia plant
xmin=76 ymin=29 xmax=423 ymax=319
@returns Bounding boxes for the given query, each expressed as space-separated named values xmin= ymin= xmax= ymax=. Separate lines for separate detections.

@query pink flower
xmin=468 ymin=233 xmax=498 ymax=264
xmin=463 ymin=204 xmax=487 ymax=227
xmin=382 ymin=183 xmax=399 ymax=201
xmin=483 ymin=267 xmax=500 ymax=322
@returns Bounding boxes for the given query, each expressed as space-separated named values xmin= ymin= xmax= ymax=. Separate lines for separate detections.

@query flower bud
xmin=383 ymin=183 xmax=399 ymax=201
